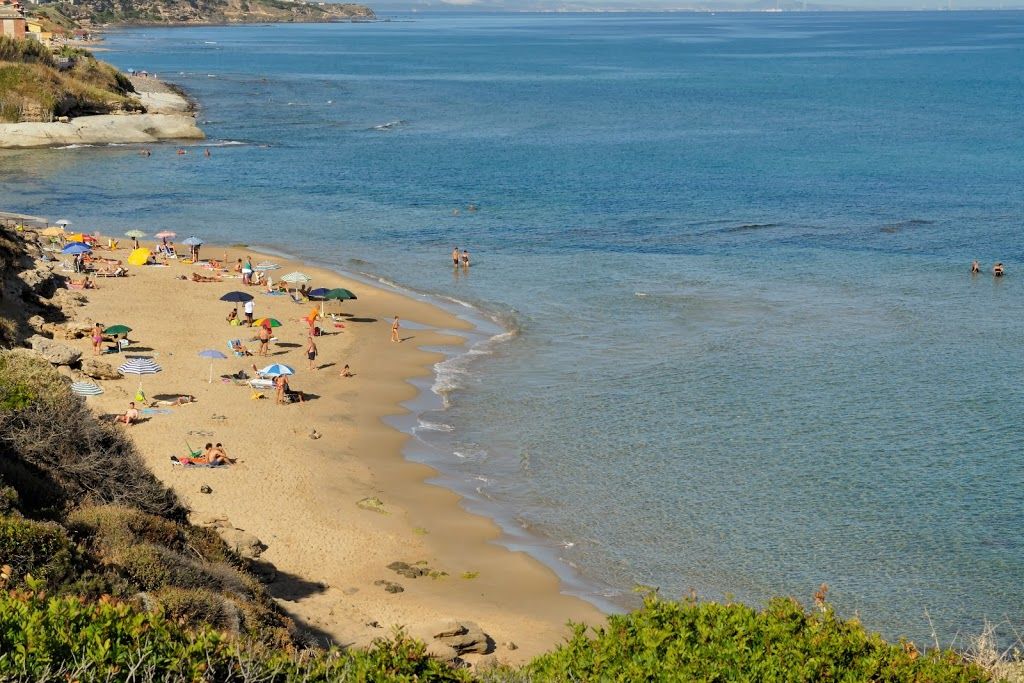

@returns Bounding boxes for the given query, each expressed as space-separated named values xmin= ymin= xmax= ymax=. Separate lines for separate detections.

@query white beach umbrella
xmin=259 ymin=363 xmax=294 ymax=377
xmin=55 ymin=219 xmax=71 ymax=227
xmin=255 ymin=261 xmax=280 ymax=271
xmin=280 ymin=271 xmax=311 ymax=284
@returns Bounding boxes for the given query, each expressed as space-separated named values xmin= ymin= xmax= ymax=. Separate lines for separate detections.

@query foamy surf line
xmin=245 ymin=242 xmax=618 ymax=613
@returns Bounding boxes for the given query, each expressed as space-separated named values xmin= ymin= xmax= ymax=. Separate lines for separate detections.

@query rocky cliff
xmin=48 ymin=0 xmax=374 ymax=26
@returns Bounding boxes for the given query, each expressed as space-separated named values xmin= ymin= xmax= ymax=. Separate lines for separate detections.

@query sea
xmin=1 ymin=10 xmax=1022 ymax=648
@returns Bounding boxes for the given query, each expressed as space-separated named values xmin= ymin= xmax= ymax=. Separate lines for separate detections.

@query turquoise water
xmin=2 ymin=11 xmax=1023 ymax=646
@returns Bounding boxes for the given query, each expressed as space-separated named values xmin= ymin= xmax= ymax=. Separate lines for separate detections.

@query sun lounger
xmin=249 ymin=378 xmax=275 ymax=390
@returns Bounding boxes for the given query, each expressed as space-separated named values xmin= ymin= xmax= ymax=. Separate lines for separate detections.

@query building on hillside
xmin=24 ymin=17 xmax=52 ymax=44
xmin=0 ymin=1 xmax=26 ymax=39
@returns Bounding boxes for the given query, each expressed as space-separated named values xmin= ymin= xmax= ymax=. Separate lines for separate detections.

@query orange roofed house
xmin=0 ymin=0 xmax=26 ymax=39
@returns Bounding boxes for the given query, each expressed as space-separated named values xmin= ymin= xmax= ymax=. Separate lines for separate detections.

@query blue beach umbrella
xmin=61 ymin=242 xmax=92 ymax=255
xmin=199 ymin=349 xmax=227 ymax=383
xmin=258 ymin=363 xmax=294 ymax=377
xmin=219 ymin=291 xmax=253 ymax=303
xmin=181 ymin=236 xmax=204 ymax=246
xmin=307 ymin=288 xmax=329 ymax=298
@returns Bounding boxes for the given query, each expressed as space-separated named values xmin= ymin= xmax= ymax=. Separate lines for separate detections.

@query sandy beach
xmin=48 ymin=239 xmax=602 ymax=664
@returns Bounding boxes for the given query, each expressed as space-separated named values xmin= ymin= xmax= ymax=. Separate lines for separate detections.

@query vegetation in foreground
xmin=0 ymin=36 xmax=140 ymax=122
xmin=0 ymin=225 xmax=1017 ymax=680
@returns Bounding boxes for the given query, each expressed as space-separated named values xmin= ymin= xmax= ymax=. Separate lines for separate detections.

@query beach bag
xmin=313 ymin=326 xmax=322 ymax=337
xmin=135 ymin=389 xmax=147 ymax=403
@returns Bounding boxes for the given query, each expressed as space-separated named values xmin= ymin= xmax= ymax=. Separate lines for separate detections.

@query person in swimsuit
xmin=452 ymin=246 xmax=460 ymax=266
xmin=391 ymin=316 xmax=400 ymax=343
xmin=340 ymin=363 xmax=353 ymax=378
xmin=971 ymin=260 xmax=981 ymax=274
xmin=92 ymin=323 xmax=104 ymax=355
xmin=117 ymin=401 xmax=140 ymax=425
xmin=461 ymin=249 xmax=470 ymax=268
xmin=993 ymin=262 xmax=1005 ymax=277
xmin=226 ymin=307 xmax=238 ymax=324
xmin=306 ymin=335 xmax=318 ymax=370
xmin=258 ymin=325 xmax=271 ymax=356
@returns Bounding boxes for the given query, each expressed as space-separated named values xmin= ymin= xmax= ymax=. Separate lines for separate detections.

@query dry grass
xmin=963 ymin=621 xmax=1024 ymax=683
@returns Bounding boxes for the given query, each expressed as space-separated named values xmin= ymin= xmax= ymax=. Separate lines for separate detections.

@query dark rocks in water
xmin=387 ymin=561 xmax=429 ymax=579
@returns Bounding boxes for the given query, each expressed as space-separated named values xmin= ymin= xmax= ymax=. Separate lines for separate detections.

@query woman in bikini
xmin=91 ymin=323 xmax=103 ymax=356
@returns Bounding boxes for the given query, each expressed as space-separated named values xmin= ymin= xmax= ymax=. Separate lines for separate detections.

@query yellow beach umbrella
xmin=127 ymin=248 xmax=151 ymax=266
xmin=40 ymin=226 xmax=65 ymax=237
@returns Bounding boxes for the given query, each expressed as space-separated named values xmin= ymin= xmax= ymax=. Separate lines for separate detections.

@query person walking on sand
xmin=306 ymin=335 xmax=318 ymax=370
xmin=243 ymin=299 xmax=255 ymax=326
xmin=242 ymin=256 xmax=253 ymax=285
xmin=91 ymin=323 xmax=103 ymax=356
xmin=258 ymin=324 xmax=271 ymax=356
xmin=340 ymin=363 xmax=353 ymax=378
xmin=391 ymin=316 xmax=401 ymax=343
xmin=452 ymin=246 xmax=460 ymax=266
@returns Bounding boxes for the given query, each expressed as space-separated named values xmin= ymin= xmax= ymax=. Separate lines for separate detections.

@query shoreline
xmin=36 ymin=234 xmax=603 ymax=664
xmin=253 ymin=241 xmax=628 ymax=615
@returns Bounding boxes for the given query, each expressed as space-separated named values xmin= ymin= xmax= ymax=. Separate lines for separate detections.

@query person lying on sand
xmin=149 ymin=395 xmax=197 ymax=407
xmin=70 ymin=276 xmax=97 ymax=289
xmin=172 ymin=442 xmax=234 ymax=466
xmin=116 ymin=401 xmax=140 ymax=425
xmin=191 ymin=272 xmax=222 ymax=283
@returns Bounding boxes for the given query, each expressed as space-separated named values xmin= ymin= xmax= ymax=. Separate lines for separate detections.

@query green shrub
xmin=0 ymin=515 xmax=74 ymax=586
xmin=526 ymin=592 xmax=989 ymax=682
xmin=0 ymin=591 xmax=471 ymax=682
xmin=153 ymin=586 xmax=233 ymax=630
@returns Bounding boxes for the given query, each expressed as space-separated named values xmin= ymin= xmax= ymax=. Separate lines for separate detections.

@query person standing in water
xmin=461 ymin=249 xmax=470 ymax=268
xmin=391 ymin=316 xmax=401 ymax=343
xmin=971 ymin=260 xmax=981 ymax=274
xmin=452 ymin=246 xmax=460 ymax=266
xmin=993 ymin=262 xmax=1005 ymax=277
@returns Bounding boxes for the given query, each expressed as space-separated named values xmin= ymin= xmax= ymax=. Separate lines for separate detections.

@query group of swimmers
xmin=451 ymin=247 xmax=471 ymax=268
xmin=971 ymin=260 xmax=1005 ymax=276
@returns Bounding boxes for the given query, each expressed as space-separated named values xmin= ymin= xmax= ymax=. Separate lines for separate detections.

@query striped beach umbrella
xmin=181 ymin=236 xmax=204 ymax=246
xmin=70 ymin=381 xmax=103 ymax=397
xmin=155 ymin=230 xmax=176 ymax=239
xmin=254 ymin=261 xmax=280 ymax=271
xmin=258 ymin=363 xmax=293 ymax=377
xmin=280 ymin=271 xmax=311 ymax=284
xmin=118 ymin=357 xmax=162 ymax=376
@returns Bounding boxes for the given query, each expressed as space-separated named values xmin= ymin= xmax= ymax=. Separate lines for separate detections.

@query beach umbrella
xmin=258 ymin=363 xmax=293 ymax=377
xmin=181 ymin=236 xmax=204 ymax=246
xmin=198 ymin=349 xmax=227 ymax=384
xmin=219 ymin=291 xmax=253 ymax=303
xmin=61 ymin=242 xmax=92 ymax=255
xmin=40 ymin=226 xmax=65 ymax=237
xmin=104 ymin=324 xmax=132 ymax=336
xmin=118 ymin=357 xmax=162 ymax=399
xmin=254 ymin=318 xmax=282 ymax=328
xmin=55 ymin=219 xmax=71 ymax=227
xmin=118 ymin=358 xmax=161 ymax=376
xmin=70 ymin=381 xmax=103 ymax=397
xmin=254 ymin=261 xmax=280 ymax=271
xmin=154 ymin=230 xmax=176 ymax=239
xmin=308 ymin=287 xmax=329 ymax=298
xmin=124 ymin=230 xmax=146 ymax=238
xmin=127 ymin=248 xmax=151 ymax=266
xmin=325 ymin=288 xmax=357 ymax=301
xmin=281 ymin=271 xmax=311 ymax=284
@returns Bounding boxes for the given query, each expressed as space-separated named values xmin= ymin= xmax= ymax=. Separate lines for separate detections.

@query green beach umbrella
xmin=254 ymin=318 xmax=282 ymax=328
xmin=325 ymin=288 xmax=357 ymax=301
xmin=104 ymin=324 xmax=132 ymax=336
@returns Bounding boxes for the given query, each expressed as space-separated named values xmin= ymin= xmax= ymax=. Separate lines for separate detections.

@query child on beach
xmin=340 ymin=364 xmax=353 ymax=378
